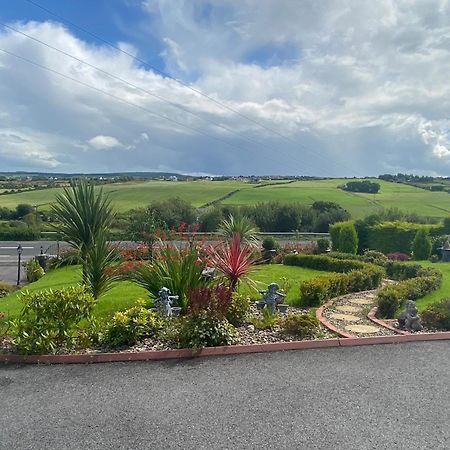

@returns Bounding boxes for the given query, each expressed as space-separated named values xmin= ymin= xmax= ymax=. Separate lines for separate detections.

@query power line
xmin=0 ymin=22 xmax=321 ymax=174
xmin=0 ymin=47 xmax=306 ymax=174
xmin=22 ymin=0 xmax=358 ymax=176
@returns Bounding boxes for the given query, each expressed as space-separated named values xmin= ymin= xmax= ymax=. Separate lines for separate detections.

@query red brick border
xmin=1 ymin=332 xmax=450 ymax=364
xmin=316 ymin=299 xmax=355 ymax=338
xmin=367 ymin=306 xmax=410 ymax=335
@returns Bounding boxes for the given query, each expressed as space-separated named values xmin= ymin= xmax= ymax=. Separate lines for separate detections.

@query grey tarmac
xmin=1 ymin=341 xmax=449 ymax=450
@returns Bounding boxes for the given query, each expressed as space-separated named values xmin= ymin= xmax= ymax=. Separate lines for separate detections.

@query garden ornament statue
xmin=397 ymin=300 xmax=423 ymax=332
xmin=259 ymin=283 xmax=286 ymax=313
xmin=154 ymin=287 xmax=179 ymax=317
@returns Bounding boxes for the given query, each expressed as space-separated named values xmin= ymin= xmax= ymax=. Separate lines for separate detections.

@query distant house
xmin=168 ymin=176 xmax=178 ymax=182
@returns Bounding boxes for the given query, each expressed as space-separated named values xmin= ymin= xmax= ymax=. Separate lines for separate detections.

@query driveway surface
xmin=1 ymin=341 xmax=449 ymax=449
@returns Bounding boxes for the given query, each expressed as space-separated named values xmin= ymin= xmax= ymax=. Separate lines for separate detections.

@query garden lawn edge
xmin=2 ymin=332 xmax=450 ymax=364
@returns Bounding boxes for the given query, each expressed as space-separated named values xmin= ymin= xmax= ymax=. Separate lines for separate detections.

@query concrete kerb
xmin=2 ymin=332 xmax=450 ymax=364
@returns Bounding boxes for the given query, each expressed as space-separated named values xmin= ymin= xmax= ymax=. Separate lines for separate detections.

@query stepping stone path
xmin=335 ymin=305 xmax=361 ymax=313
xmin=330 ymin=313 xmax=360 ymax=322
xmin=345 ymin=324 xmax=380 ymax=334
xmin=322 ymin=287 xmax=397 ymax=337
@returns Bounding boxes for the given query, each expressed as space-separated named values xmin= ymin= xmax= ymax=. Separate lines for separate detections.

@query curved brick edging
xmin=367 ymin=306 xmax=410 ymax=335
xmin=316 ymin=299 xmax=355 ymax=338
xmin=1 ymin=332 xmax=450 ymax=364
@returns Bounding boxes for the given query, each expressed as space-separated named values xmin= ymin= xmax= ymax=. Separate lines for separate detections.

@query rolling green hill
xmin=0 ymin=178 xmax=449 ymax=219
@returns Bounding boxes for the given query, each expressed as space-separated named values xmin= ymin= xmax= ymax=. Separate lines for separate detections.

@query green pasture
xmin=0 ymin=180 xmax=249 ymax=212
xmin=222 ymin=178 xmax=450 ymax=219
xmin=1 ymin=178 xmax=450 ymax=219
xmin=0 ymin=263 xmax=323 ymax=326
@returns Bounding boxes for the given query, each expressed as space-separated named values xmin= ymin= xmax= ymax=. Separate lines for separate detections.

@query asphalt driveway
xmin=1 ymin=341 xmax=449 ymax=450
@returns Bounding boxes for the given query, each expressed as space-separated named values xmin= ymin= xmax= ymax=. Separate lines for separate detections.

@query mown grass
xmin=1 ymin=178 xmax=450 ymax=219
xmin=415 ymin=261 xmax=450 ymax=311
xmin=0 ymin=263 xmax=323 ymax=327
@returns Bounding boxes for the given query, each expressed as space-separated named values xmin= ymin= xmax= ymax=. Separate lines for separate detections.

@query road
xmin=0 ymin=238 xmax=313 ymax=284
xmin=1 ymin=341 xmax=449 ymax=449
xmin=0 ymin=241 xmax=61 ymax=284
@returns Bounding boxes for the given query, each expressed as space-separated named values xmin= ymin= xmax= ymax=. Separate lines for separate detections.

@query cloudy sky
xmin=0 ymin=0 xmax=449 ymax=176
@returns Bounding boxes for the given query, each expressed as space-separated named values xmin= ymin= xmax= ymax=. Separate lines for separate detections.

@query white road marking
xmin=0 ymin=246 xmax=34 ymax=249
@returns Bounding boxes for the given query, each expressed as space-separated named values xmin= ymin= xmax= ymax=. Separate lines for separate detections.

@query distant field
xmin=0 ymin=178 xmax=450 ymax=219
xmin=0 ymin=180 xmax=249 ymax=212
xmin=222 ymin=178 xmax=450 ymax=219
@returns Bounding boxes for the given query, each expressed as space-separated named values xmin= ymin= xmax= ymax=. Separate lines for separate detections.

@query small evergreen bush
xmin=9 ymin=286 xmax=96 ymax=354
xmin=422 ymin=299 xmax=450 ymax=330
xmin=412 ymin=228 xmax=432 ymax=260
xmin=26 ymin=258 xmax=45 ymax=283
xmin=281 ymin=313 xmax=319 ymax=338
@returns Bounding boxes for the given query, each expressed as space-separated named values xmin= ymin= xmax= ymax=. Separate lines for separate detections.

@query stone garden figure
xmin=397 ymin=300 xmax=423 ymax=332
xmin=260 ymin=283 xmax=286 ymax=313
xmin=154 ymin=287 xmax=179 ymax=317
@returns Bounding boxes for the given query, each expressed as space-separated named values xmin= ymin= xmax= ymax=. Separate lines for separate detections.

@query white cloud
xmin=0 ymin=2 xmax=450 ymax=175
xmin=88 ymin=135 xmax=123 ymax=150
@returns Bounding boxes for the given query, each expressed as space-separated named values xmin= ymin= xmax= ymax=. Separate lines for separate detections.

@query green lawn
xmin=416 ymin=261 xmax=450 ymax=310
xmin=0 ymin=266 xmax=147 ymax=325
xmin=0 ymin=263 xmax=323 ymax=326
xmin=1 ymin=178 xmax=450 ymax=219
xmin=240 ymin=264 xmax=323 ymax=305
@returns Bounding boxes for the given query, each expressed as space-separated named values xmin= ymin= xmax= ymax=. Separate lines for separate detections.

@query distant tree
xmin=148 ymin=197 xmax=196 ymax=229
xmin=15 ymin=203 xmax=34 ymax=219
xmin=342 ymin=181 xmax=380 ymax=194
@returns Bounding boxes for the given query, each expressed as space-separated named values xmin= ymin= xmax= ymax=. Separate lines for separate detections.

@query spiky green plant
xmin=218 ymin=215 xmax=259 ymax=245
xmin=51 ymin=178 xmax=115 ymax=281
xmin=131 ymin=246 xmax=208 ymax=309
xmin=84 ymin=235 xmax=120 ymax=299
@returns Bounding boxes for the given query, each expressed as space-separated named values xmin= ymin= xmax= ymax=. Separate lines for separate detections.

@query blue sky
xmin=0 ymin=0 xmax=449 ymax=176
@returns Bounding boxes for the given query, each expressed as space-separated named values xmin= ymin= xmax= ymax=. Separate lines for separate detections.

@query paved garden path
xmin=1 ymin=341 xmax=449 ymax=449
xmin=323 ymin=287 xmax=397 ymax=337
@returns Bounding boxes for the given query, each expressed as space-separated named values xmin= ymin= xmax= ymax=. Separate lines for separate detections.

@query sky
xmin=0 ymin=0 xmax=450 ymax=176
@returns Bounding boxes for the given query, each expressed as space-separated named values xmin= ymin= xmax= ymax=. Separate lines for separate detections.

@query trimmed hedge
xmin=366 ymin=221 xmax=436 ymax=254
xmin=376 ymin=267 xmax=442 ymax=318
xmin=283 ymin=254 xmax=367 ymax=272
xmin=299 ymin=266 xmax=384 ymax=307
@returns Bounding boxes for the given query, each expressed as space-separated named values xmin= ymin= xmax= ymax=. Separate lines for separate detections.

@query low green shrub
xmin=226 ymin=293 xmax=251 ymax=326
xmin=316 ymin=238 xmax=330 ymax=254
xmin=376 ymin=271 xmax=442 ymax=318
xmin=0 ymin=281 xmax=14 ymax=298
xmin=26 ymin=258 xmax=45 ymax=283
xmin=262 ymin=237 xmax=278 ymax=251
xmin=103 ymin=301 xmax=164 ymax=347
xmin=281 ymin=313 xmax=319 ymax=338
xmin=9 ymin=286 xmax=96 ymax=354
xmin=283 ymin=254 xmax=367 ymax=272
xmin=179 ymin=310 xmax=238 ymax=349
xmin=299 ymin=266 xmax=384 ymax=307
xmin=385 ymin=261 xmax=423 ymax=280
xmin=422 ymin=299 xmax=450 ymax=330
xmin=250 ymin=307 xmax=279 ymax=330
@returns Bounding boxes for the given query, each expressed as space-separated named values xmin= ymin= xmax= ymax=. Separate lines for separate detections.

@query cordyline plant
xmin=51 ymin=178 xmax=115 ymax=283
xmin=208 ymin=233 xmax=259 ymax=290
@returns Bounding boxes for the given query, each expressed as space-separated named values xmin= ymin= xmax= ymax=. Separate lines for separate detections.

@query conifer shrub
xmin=412 ymin=228 xmax=432 ymax=260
